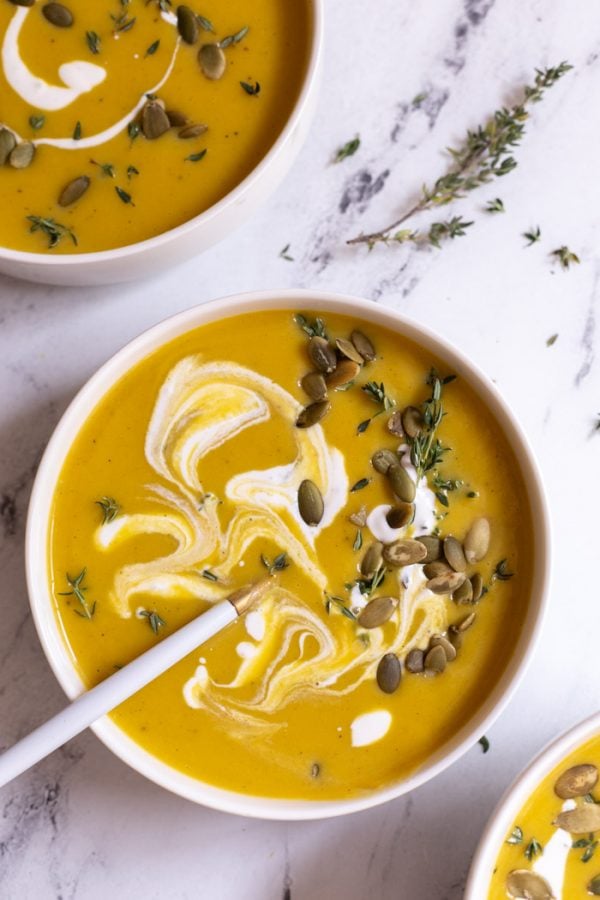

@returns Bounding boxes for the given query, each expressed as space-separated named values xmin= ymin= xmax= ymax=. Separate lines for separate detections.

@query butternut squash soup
xmin=489 ymin=734 xmax=600 ymax=899
xmin=0 ymin=0 xmax=310 ymax=253
xmin=49 ymin=309 xmax=534 ymax=799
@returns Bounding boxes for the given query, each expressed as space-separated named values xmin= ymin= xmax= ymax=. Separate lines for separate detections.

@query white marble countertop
xmin=1 ymin=0 xmax=599 ymax=896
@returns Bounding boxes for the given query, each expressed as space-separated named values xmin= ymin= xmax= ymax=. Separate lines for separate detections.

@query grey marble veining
xmin=1 ymin=0 xmax=600 ymax=897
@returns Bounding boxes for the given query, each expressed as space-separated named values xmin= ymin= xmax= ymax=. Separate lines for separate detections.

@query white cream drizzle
xmin=531 ymin=799 xmax=575 ymax=899
xmin=350 ymin=710 xmax=392 ymax=747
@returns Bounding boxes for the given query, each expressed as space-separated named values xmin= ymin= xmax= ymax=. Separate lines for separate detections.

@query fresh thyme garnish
xmin=127 ymin=165 xmax=139 ymax=179
xmin=324 ymin=593 xmax=357 ymax=621
xmin=348 ymin=62 xmax=572 ymax=249
xmin=334 ymin=135 xmax=360 ymax=163
xmin=279 ymin=243 xmax=294 ymax=261
xmin=201 ymin=569 xmax=218 ymax=582
xmin=524 ymin=838 xmax=543 ymax=861
xmin=506 ymin=826 xmax=523 ymax=845
xmin=353 ymin=529 xmax=363 ymax=551
xmin=27 ymin=215 xmax=78 ymax=249
xmin=572 ymin=835 xmax=598 ymax=863
xmin=491 ymin=559 xmax=514 ymax=581
xmin=412 ymin=92 xmax=428 ymax=106
xmin=96 ymin=496 xmax=120 ymax=523
xmin=546 ymin=333 xmax=559 ymax=347
xmin=219 ymin=26 xmax=249 ymax=48
xmin=523 ymin=226 xmax=541 ymax=246
xmin=408 ymin=369 xmax=454 ymax=479
xmin=115 ymin=186 xmax=134 ymax=205
xmin=127 ymin=121 xmax=141 ymax=141
xmin=432 ymin=474 xmax=463 ymax=507
xmin=551 ymin=245 xmax=580 ymax=269
xmin=112 ymin=14 xmax=136 ymax=34
xmin=479 ymin=735 xmax=490 ymax=754
xmin=72 ymin=121 xmax=82 ymax=141
xmin=29 ymin=114 xmax=45 ymax=131
xmin=240 ymin=80 xmax=260 ymax=96
xmin=139 ymin=609 xmax=166 ymax=634
xmin=294 ymin=313 xmax=328 ymax=339
xmin=58 ymin=569 xmax=95 ymax=619
xmin=86 ymin=31 xmax=101 ymax=54
xmin=486 ymin=198 xmax=504 ymax=213
xmin=357 ymin=382 xmax=395 ymax=433
xmin=185 ymin=150 xmax=207 ymax=163
xmin=91 ymin=159 xmax=116 ymax=178
xmin=350 ymin=478 xmax=370 ymax=493
xmin=428 ymin=216 xmax=473 ymax=248
xmin=197 ymin=14 xmax=214 ymax=32
xmin=260 ymin=552 xmax=289 ymax=576
xmin=354 ymin=565 xmax=386 ymax=597
xmin=145 ymin=39 xmax=160 ymax=56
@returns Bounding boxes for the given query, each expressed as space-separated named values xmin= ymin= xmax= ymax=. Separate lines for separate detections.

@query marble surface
xmin=1 ymin=0 xmax=599 ymax=896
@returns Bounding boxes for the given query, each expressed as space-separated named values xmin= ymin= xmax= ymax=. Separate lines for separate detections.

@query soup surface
xmin=49 ymin=309 xmax=534 ymax=800
xmin=0 ymin=0 xmax=310 ymax=253
xmin=489 ymin=734 xmax=600 ymax=899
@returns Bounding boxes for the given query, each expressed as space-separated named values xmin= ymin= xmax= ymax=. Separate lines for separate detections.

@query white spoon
xmin=0 ymin=581 xmax=268 ymax=788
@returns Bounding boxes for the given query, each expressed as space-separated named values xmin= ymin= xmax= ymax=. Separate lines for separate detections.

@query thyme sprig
xmin=324 ymin=593 xmax=357 ymax=621
xmin=27 ymin=216 xmax=78 ymax=249
xmin=357 ymin=382 xmax=395 ymax=433
xmin=348 ymin=62 xmax=572 ymax=249
xmin=96 ymin=496 xmax=120 ymax=523
xmin=140 ymin=609 xmax=166 ymax=634
xmin=408 ymin=370 xmax=455 ymax=479
xmin=261 ymin=552 xmax=289 ymax=576
xmin=524 ymin=838 xmax=543 ymax=862
xmin=523 ymin=226 xmax=541 ymax=246
xmin=551 ymin=245 xmax=580 ymax=269
xmin=572 ymin=835 xmax=598 ymax=863
xmin=58 ymin=569 xmax=95 ymax=619
xmin=294 ymin=313 xmax=328 ymax=339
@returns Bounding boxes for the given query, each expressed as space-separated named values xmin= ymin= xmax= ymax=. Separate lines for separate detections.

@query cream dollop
xmin=350 ymin=710 xmax=392 ymax=747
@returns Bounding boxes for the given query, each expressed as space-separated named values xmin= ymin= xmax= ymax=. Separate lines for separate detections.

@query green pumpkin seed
xmin=58 ymin=175 xmax=90 ymax=207
xmin=371 ymin=448 xmax=398 ymax=475
xmin=296 ymin=400 xmax=331 ymax=428
xmin=426 ymin=571 xmax=467 ymax=595
xmin=166 ymin=109 xmax=188 ymax=127
xmin=178 ymin=122 xmax=208 ymax=139
xmin=360 ymin=541 xmax=383 ymax=578
xmin=505 ymin=870 xmax=553 ymax=900
xmin=383 ymin=539 xmax=427 ymax=567
xmin=401 ymin=406 xmax=423 ymax=439
xmin=423 ymin=561 xmax=452 ymax=580
xmin=443 ymin=535 xmax=467 ymax=572
xmin=308 ymin=335 xmax=337 ymax=373
xmin=358 ymin=596 xmax=396 ymax=629
xmin=9 ymin=141 xmax=35 ymax=169
xmin=387 ymin=463 xmax=416 ymax=503
xmin=424 ymin=644 xmax=446 ymax=674
xmin=198 ymin=43 xmax=227 ymax=80
xmin=301 ymin=371 xmax=327 ymax=402
xmin=405 ymin=648 xmax=425 ymax=673
xmin=142 ymin=101 xmax=170 ymax=140
xmin=350 ymin=329 xmax=376 ymax=361
xmin=335 ymin=337 xmax=363 ymax=364
xmin=554 ymin=804 xmax=600 ymax=834
xmin=42 ymin=2 xmax=73 ymax=26
xmin=554 ymin=764 xmax=598 ymax=799
xmin=470 ymin=572 xmax=484 ymax=602
xmin=430 ymin=634 xmax=457 ymax=662
xmin=464 ymin=517 xmax=491 ymax=563
xmin=452 ymin=578 xmax=473 ymax=604
xmin=0 ymin=128 xmax=16 ymax=165
xmin=177 ymin=5 xmax=198 ymax=43
xmin=588 ymin=875 xmax=600 ymax=896
xmin=376 ymin=653 xmax=401 ymax=693
xmin=416 ymin=535 xmax=442 ymax=563
xmin=452 ymin=612 xmax=476 ymax=633
xmin=326 ymin=358 xmax=359 ymax=388
xmin=298 ymin=479 xmax=324 ymax=526
xmin=386 ymin=410 xmax=404 ymax=437
xmin=386 ymin=503 xmax=414 ymax=529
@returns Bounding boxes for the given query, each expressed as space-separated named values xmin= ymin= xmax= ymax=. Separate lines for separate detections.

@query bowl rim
xmin=465 ymin=710 xmax=600 ymax=898
xmin=25 ymin=289 xmax=552 ymax=820
xmin=0 ymin=0 xmax=323 ymax=267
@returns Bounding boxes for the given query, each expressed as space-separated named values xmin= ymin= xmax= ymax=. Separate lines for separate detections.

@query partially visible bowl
xmin=0 ymin=3 xmax=322 ymax=287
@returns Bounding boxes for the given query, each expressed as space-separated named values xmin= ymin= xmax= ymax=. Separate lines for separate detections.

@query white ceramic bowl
xmin=0 ymin=4 xmax=323 ymax=287
xmin=465 ymin=711 xmax=600 ymax=898
xmin=26 ymin=290 xmax=552 ymax=819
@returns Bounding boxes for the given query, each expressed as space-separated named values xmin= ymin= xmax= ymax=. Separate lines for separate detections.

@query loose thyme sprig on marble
xmin=348 ymin=62 xmax=572 ymax=250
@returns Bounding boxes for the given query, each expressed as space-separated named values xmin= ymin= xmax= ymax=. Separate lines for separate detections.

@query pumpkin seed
xmin=358 ymin=596 xmax=397 ymax=629
xmin=296 ymin=400 xmax=331 ymax=428
xmin=405 ymin=648 xmax=425 ymax=673
xmin=198 ymin=43 xmax=227 ymax=80
xmin=430 ymin=634 xmax=457 ymax=662
xmin=588 ymin=875 xmax=600 ymax=896
xmin=177 ymin=5 xmax=198 ymax=43
xmin=166 ymin=109 xmax=188 ymax=127
xmin=58 ymin=175 xmax=90 ymax=207
xmin=554 ymin=804 xmax=600 ymax=834
xmin=423 ymin=561 xmax=453 ymax=579
xmin=424 ymin=644 xmax=447 ymax=674
xmin=452 ymin=612 xmax=476 ymax=633
xmin=0 ymin=128 xmax=16 ymax=165
xmin=554 ymin=764 xmax=598 ymax=799
xmin=42 ymin=2 xmax=73 ymax=26
xmin=470 ymin=572 xmax=484 ymax=602
xmin=348 ymin=506 xmax=367 ymax=527
xmin=308 ymin=335 xmax=337 ymax=373
xmin=464 ymin=517 xmax=491 ymax=563
xmin=360 ymin=541 xmax=383 ymax=578
xmin=448 ymin=630 xmax=463 ymax=651
xmin=298 ymin=479 xmax=324 ymax=526
xmin=350 ymin=329 xmax=376 ymax=361
xmin=386 ymin=504 xmax=413 ymax=529
xmin=142 ymin=101 xmax=170 ymax=140
xmin=9 ymin=141 xmax=35 ymax=168
xmin=301 ymin=371 xmax=327 ymax=402
xmin=452 ymin=578 xmax=473 ymax=604
xmin=416 ymin=535 xmax=442 ymax=563
xmin=426 ymin=572 xmax=467 ymax=595
xmin=443 ymin=535 xmax=467 ymax=572
xmin=178 ymin=122 xmax=208 ymax=139
xmin=506 ymin=870 xmax=553 ymax=900
xmin=383 ymin=539 xmax=427 ymax=567
xmin=335 ymin=337 xmax=363 ymax=364
xmin=376 ymin=653 xmax=401 ymax=693
xmin=326 ymin=358 xmax=360 ymax=389
xmin=372 ymin=448 xmax=398 ymax=475
xmin=383 ymin=410 xmax=402 ymax=437
xmin=388 ymin=463 xmax=416 ymax=503
xmin=401 ymin=406 xmax=423 ymax=439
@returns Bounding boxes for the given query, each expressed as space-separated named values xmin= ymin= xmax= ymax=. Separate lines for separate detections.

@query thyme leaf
xmin=139 ymin=609 xmax=166 ymax=634
xmin=58 ymin=568 xmax=95 ymax=619
xmin=524 ymin=838 xmax=543 ymax=861
xmin=294 ymin=313 xmax=328 ymax=339
xmin=334 ymin=135 xmax=360 ymax=163
xmin=96 ymin=496 xmax=120 ymax=523
xmin=551 ymin=245 xmax=580 ymax=269
xmin=478 ymin=735 xmax=490 ymax=753
xmin=324 ymin=593 xmax=357 ymax=621
xmin=86 ymin=31 xmax=101 ymax=54
xmin=506 ymin=826 xmax=523 ymax=845
xmin=523 ymin=226 xmax=541 ymax=246
xmin=486 ymin=198 xmax=504 ymax=213
xmin=260 ymin=552 xmax=290 ymax=576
